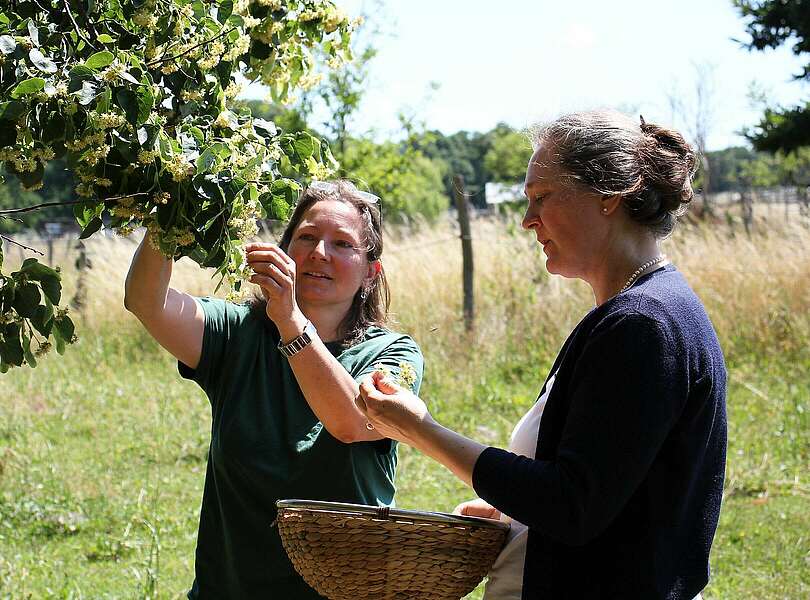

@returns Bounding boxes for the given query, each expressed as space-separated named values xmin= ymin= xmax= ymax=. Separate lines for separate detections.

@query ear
xmin=600 ymin=194 xmax=622 ymax=216
xmin=365 ymin=259 xmax=382 ymax=281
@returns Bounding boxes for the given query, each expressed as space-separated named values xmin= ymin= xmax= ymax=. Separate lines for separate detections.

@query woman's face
xmin=287 ymin=199 xmax=376 ymax=310
xmin=522 ymin=145 xmax=608 ymax=279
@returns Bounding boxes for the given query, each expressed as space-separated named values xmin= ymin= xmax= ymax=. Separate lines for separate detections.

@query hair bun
xmin=637 ymin=120 xmax=697 ymax=214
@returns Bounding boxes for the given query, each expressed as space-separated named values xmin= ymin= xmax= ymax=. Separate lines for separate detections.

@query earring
xmin=601 ymin=207 xmax=609 ymax=214
xmin=360 ymin=286 xmax=369 ymax=301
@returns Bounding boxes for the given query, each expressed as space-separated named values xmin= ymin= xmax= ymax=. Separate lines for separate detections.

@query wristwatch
xmin=278 ymin=320 xmax=318 ymax=358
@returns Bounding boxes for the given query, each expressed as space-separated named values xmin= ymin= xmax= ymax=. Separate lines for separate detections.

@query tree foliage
xmin=483 ymin=125 xmax=531 ymax=184
xmin=340 ymin=137 xmax=448 ymax=224
xmin=734 ymin=0 xmax=810 ymax=152
xmin=0 ymin=0 xmax=356 ymax=371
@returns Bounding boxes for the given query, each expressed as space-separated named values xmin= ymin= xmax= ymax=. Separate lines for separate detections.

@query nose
xmin=310 ymin=239 xmax=329 ymax=261
xmin=521 ymin=205 xmax=539 ymax=230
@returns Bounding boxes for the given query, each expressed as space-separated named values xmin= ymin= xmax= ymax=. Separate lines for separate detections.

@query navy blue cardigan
xmin=473 ymin=265 xmax=727 ymax=599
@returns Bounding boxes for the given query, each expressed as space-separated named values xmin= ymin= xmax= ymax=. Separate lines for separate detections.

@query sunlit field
xmin=2 ymin=209 xmax=808 ymax=599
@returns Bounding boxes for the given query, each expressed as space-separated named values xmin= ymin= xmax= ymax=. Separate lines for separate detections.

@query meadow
xmin=1 ymin=207 xmax=808 ymax=599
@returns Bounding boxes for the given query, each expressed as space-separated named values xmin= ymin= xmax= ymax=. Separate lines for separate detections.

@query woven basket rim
xmin=276 ymin=499 xmax=510 ymax=531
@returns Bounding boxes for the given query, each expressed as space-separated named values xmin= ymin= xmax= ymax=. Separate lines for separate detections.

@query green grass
xmin=1 ymin=316 xmax=807 ymax=599
xmin=2 ymin=216 xmax=809 ymax=598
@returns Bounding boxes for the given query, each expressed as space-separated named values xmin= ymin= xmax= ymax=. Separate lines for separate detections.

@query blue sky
xmin=246 ymin=0 xmax=808 ymax=151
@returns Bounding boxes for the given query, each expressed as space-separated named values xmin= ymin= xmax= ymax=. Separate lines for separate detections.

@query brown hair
xmin=532 ymin=110 xmax=697 ymax=237
xmin=252 ymin=180 xmax=390 ymax=346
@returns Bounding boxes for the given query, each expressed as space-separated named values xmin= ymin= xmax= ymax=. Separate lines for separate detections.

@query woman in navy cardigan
xmin=358 ymin=110 xmax=727 ymax=600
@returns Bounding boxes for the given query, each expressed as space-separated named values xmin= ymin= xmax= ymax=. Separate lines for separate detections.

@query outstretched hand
xmin=357 ymin=371 xmax=431 ymax=446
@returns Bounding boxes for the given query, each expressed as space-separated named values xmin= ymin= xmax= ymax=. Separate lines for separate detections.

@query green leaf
xmin=76 ymin=80 xmax=98 ymax=105
xmin=27 ymin=19 xmax=39 ymax=46
xmin=39 ymin=275 xmax=62 ymax=305
xmin=0 ymin=101 xmax=26 ymax=122
xmin=116 ymin=88 xmax=138 ymax=126
xmin=135 ymin=85 xmax=154 ymax=125
xmin=85 ymin=50 xmax=115 ymax=70
xmin=10 ymin=78 xmax=46 ymax=99
xmin=52 ymin=324 xmax=66 ymax=355
xmin=31 ymin=304 xmax=54 ymax=337
xmin=29 ymin=48 xmax=57 ymax=73
xmin=118 ymin=85 xmax=153 ymax=126
xmin=218 ymin=1 xmax=234 ymax=22
xmin=79 ymin=216 xmax=103 ymax=239
xmin=97 ymin=34 xmax=115 ymax=43
xmin=0 ymin=326 xmax=24 ymax=367
xmin=19 ymin=258 xmax=60 ymax=281
xmin=55 ymin=315 xmax=75 ymax=343
xmin=0 ymin=35 xmax=15 ymax=54
xmin=22 ymin=333 xmax=36 ymax=368
xmin=11 ymin=282 xmax=40 ymax=318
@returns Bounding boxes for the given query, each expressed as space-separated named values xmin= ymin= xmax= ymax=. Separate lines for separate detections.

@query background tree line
xmin=2 ymin=0 xmax=808 ymax=234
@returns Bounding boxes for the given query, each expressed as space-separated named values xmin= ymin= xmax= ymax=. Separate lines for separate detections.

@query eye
xmin=335 ymin=239 xmax=355 ymax=249
xmin=297 ymin=233 xmax=316 ymax=241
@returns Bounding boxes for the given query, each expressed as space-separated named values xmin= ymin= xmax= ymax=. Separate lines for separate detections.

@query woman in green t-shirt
xmin=124 ymin=180 xmax=424 ymax=599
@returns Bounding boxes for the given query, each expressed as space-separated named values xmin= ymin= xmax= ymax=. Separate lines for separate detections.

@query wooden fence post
xmin=453 ymin=175 xmax=474 ymax=332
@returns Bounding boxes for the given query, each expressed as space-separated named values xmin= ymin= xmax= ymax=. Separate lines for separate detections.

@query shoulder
xmin=337 ymin=326 xmax=424 ymax=368
xmin=358 ymin=326 xmax=421 ymax=350
xmin=584 ymin=266 xmax=718 ymax=356
xmin=195 ymin=297 xmax=264 ymax=334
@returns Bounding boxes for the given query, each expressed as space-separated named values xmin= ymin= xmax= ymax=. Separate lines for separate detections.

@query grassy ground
xmin=1 ymin=212 xmax=808 ymax=599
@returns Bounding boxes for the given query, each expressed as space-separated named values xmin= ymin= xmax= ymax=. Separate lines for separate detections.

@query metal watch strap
xmin=278 ymin=321 xmax=317 ymax=358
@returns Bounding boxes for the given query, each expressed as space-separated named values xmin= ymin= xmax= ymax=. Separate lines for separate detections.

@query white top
xmin=483 ymin=374 xmax=555 ymax=600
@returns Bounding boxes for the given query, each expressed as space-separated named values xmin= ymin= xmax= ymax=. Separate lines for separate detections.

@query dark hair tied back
xmin=534 ymin=110 xmax=698 ymax=237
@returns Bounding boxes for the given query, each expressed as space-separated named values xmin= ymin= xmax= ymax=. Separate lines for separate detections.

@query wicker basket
xmin=276 ymin=499 xmax=509 ymax=600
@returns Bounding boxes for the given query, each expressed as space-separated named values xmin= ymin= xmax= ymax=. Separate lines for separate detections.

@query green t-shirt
xmin=180 ymin=298 xmax=424 ymax=600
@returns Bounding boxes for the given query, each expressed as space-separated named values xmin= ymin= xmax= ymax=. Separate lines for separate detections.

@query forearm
xmin=286 ymin=337 xmax=380 ymax=443
xmin=408 ymin=418 xmax=487 ymax=488
xmin=124 ymin=234 xmax=172 ymax=315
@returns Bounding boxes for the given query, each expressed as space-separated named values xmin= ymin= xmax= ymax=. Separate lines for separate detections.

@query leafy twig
xmin=146 ymin=27 xmax=237 ymax=66
xmin=62 ymin=0 xmax=97 ymax=50
xmin=0 ymin=234 xmax=45 ymax=255
xmin=0 ymin=193 xmax=150 ymax=215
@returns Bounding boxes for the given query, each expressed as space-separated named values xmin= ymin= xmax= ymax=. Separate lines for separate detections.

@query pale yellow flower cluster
xmin=165 ymin=154 xmax=195 ymax=181
xmin=256 ymin=0 xmax=283 ymax=9
xmin=305 ymin=156 xmax=333 ymax=180
xmin=181 ymin=89 xmax=204 ymax=102
xmin=213 ymin=111 xmax=235 ymax=129
xmin=110 ymin=203 xmax=145 ymax=219
xmin=82 ymin=144 xmax=112 ymax=167
xmin=154 ymin=191 xmax=171 ymax=205
xmin=66 ymin=131 xmax=107 ymax=153
xmin=101 ymin=61 xmax=125 ymax=82
xmin=137 ymin=149 xmax=159 ymax=164
xmin=224 ymin=81 xmax=244 ymax=99
xmin=133 ymin=9 xmax=158 ymax=28
xmin=223 ymin=33 xmax=251 ymax=62
xmin=94 ymin=111 xmax=128 ymax=130
xmin=174 ymin=230 xmax=196 ymax=246
xmin=298 ymin=72 xmax=323 ymax=91
xmin=249 ymin=20 xmax=284 ymax=44
xmin=0 ymin=145 xmax=54 ymax=173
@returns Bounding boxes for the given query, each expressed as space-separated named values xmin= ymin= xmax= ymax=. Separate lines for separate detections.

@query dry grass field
xmin=1 ymin=209 xmax=808 ymax=598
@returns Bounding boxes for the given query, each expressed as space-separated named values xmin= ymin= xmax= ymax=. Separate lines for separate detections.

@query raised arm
xmin=124 ymin=234 xmax=204 ymax=369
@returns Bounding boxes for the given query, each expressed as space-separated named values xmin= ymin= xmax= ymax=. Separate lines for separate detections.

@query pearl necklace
xmin=620 ymin=255 xmax=667 ymax=293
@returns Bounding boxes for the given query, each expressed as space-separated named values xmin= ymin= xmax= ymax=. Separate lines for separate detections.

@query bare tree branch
xmin=0 ymin=234 xmax=45 ymax=256
xmin=0 ymin=193 xmax=149 ymax=216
